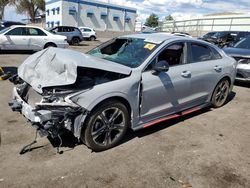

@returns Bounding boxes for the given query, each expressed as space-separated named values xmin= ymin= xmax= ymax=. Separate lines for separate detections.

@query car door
xmin=140 ymin=42 xmax=193 ymax=123
xmin=25 ymin=27 xmax=47 ymax=50
xmin=2 ymin=27 xmax=28 ymax=50
xmin=186 ymin=42 xmax=223 ymax=106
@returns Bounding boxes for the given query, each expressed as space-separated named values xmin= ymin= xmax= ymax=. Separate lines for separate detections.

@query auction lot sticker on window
xmin=144 ymin=43 xmax=156 ymax=50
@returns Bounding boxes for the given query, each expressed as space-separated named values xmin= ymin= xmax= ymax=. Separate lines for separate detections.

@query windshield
xmin=0 ymin=27 xmax=10 ymax=34
xmin=203 ymin=32 xmax=216 ymax=38
xmin=234 ymin=37 xmax=250 ymax=49
xmin=87 ymin=38 xmax=160 ymax=68
xmin=213 ymin=32 xmax=228 ymax=38
xmin=45 ymin=28 xmax=55 ymax=34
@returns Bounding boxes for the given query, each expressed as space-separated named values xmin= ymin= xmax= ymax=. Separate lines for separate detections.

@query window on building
xmin=56 ymin=7 xmax=60 ymax=14
xmin=51 ymin=22 xmax=54 ymax=28
xmin=87 ymin=10 xmax=94 ymax=17
xmin=46 ymin=9 xmax=49 ymax=16
xmin=101 ymin=12 xmax=107 ymax=19
xmin=52 ymin=8 xmax=55 ymax=15
xmin=125 ymin=16 xmax=131 ymax=23
xmin=113 ymin=15 xmax=119 ymax=21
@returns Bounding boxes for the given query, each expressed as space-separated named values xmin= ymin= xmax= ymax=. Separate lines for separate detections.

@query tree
xmin=0 ymin=0 xmax=10 ymax=20
xmin=14 ymin=0 xmax=45 ymax=22
xmin=145 ymin=13 xmax=159 ymax=27
xmin=165 ymin=15 xmax=174 ymax=21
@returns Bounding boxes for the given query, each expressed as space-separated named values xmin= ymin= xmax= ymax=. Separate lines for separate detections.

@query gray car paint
xmin=13 ymin=33 xmax=237 ymax=138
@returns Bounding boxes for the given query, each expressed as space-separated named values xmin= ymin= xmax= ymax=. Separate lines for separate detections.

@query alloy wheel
xmin=91 ymin=107 xmax=126 ymax=146
xmin=213 ymin=80 xmax=230 ymax=107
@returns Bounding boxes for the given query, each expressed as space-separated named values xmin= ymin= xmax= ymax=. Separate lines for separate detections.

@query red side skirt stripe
xmin=143 ymin=106 xmax=201 ymax=128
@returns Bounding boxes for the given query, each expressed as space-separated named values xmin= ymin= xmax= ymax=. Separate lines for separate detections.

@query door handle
xmin=214 ymin=65 xmax=222 ymax=72
xmin=181 ymin=71 xmax=191 ymax=78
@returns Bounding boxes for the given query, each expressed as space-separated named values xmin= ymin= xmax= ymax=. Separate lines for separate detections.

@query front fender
xmin=70 ymin=76 xmax=141 ymax=138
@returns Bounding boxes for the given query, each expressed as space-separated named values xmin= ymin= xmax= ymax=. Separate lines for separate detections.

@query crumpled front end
xmin=9 ymin=83 xmax=85 ymax=138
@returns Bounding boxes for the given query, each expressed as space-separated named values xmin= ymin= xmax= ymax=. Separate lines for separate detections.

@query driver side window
xmin=145 ymin=42 xmax=185 ymax=71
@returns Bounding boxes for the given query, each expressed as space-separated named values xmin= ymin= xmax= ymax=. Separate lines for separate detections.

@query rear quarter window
xmin=190 ymin=43 xmax=214 ymax=63
xmin=210 ymin=47 xmax=222 ymax=59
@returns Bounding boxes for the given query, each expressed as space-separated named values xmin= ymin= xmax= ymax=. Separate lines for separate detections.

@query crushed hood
xmin=18 ymin=48 xmax=132 ymax=93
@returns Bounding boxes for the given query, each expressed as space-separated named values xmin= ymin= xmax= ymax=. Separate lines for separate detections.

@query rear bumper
xmin=57 ymin=42 xmax=69 ymax=49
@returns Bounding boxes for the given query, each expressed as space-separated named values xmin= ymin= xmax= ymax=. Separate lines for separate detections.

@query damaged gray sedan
xmin=9 ymin=33 xmax=237 ymax=151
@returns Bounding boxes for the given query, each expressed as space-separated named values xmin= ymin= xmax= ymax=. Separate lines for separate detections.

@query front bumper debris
xmin=9 ymin=87 xmax=82 ymax=138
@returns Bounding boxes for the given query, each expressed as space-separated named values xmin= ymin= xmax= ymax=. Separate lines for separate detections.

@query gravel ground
xmin=0 ymin=39 xmax=250 ymax=188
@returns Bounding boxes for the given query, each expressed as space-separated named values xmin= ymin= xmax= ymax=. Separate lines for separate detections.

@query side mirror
xmin=153 ymin=60 xmax=169 ymax=73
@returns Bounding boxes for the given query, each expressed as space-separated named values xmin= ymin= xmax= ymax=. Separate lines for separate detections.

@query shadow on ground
xmin=0 ymin=50 xmax=35 ymax=55
xmin=234 ymin=81 xmax=250 ymax=88
xmin=25 ymin=91 xmax=237 ymax=154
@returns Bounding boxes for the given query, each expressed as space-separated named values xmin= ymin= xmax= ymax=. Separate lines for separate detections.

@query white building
xmin=45 ymin=0 xmax=137 ymax=31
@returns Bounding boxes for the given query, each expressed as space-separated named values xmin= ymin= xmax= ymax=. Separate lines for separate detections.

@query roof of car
xmin=120 ymin=32 xmax=190 ymax=44
xmin=10 ymin=25 xmax=43 ymax=29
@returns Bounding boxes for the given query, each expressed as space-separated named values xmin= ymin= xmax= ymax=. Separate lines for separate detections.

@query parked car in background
xmin=0 ymin=25 xmax=68 ymax=51
xmin=205 ymin=31 xmax=250 ymax=48
xmin=9 ymin=33 xmax=237 ymax=151
xmin=198 ymin=31 xmax=217 ymax=41
xmin=224 ymin=37 xmax=250 ymax=82
xmin=78 ymin=26 xmax=96 ymax=41
xmin=0 ymin=21 xmax=25 ymax=31
xmin=50 ymin=26 xmax=83 ymax=45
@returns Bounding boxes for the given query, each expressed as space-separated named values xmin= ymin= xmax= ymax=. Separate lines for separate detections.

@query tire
xmin=81 ymin=100 xmax=129 ymax=152
xmin=71 ymin=37 xmax=80 ymax=46
xmin=44 ymin=43 xmax=57 ymax=48
xmin=211 ymin=79 xmax=230 ymax=108
xmin=89 ymin=36 xmax=96 ymax=41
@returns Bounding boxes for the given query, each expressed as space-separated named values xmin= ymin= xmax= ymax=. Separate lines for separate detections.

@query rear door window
xmin=28 ymin=28 xmax=47 ymax=36
xmin=190 ymin=43 xmax=213 ymax=63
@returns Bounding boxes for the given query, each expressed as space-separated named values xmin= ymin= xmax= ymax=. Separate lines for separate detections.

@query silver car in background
xmin=224 ymin=37 xmax=250 ymax=83
xmin=0 ymin=25 xmax=68 ymax=51
xmin=9 ymin=33 xmax=237 ymax=151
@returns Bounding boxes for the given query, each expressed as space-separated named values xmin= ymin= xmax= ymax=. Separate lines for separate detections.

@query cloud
xmin=5 ymin=0 xmax=250 ymax=22
xmin=98 ymin=0 xmax=250 ymax=23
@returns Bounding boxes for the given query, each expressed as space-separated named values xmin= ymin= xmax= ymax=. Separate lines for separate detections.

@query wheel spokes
xmin=104 ymin=131 xmax=112 ymax=146
xmin=92 ymin=125 xmax=106 ymax=140
xmin=215 ymin=81 xmax=229 ymax=104
xmin=112 ymin=123 xmax=125 ymax=131
xmin=91 ymin=107 xmax=125 ymax=146
xmin=109 ymin=108 xmax=122 ymax=123
xmin=98 ymin=112 xmax=109 ymax=125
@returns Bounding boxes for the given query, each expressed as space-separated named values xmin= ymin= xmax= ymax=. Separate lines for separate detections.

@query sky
xmin=3 ymin=0 xmax=250 ymax=22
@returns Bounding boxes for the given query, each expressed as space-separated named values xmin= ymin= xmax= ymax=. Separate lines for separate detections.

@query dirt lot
xmin=0 ymin=39 xmax=250 ymax=188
